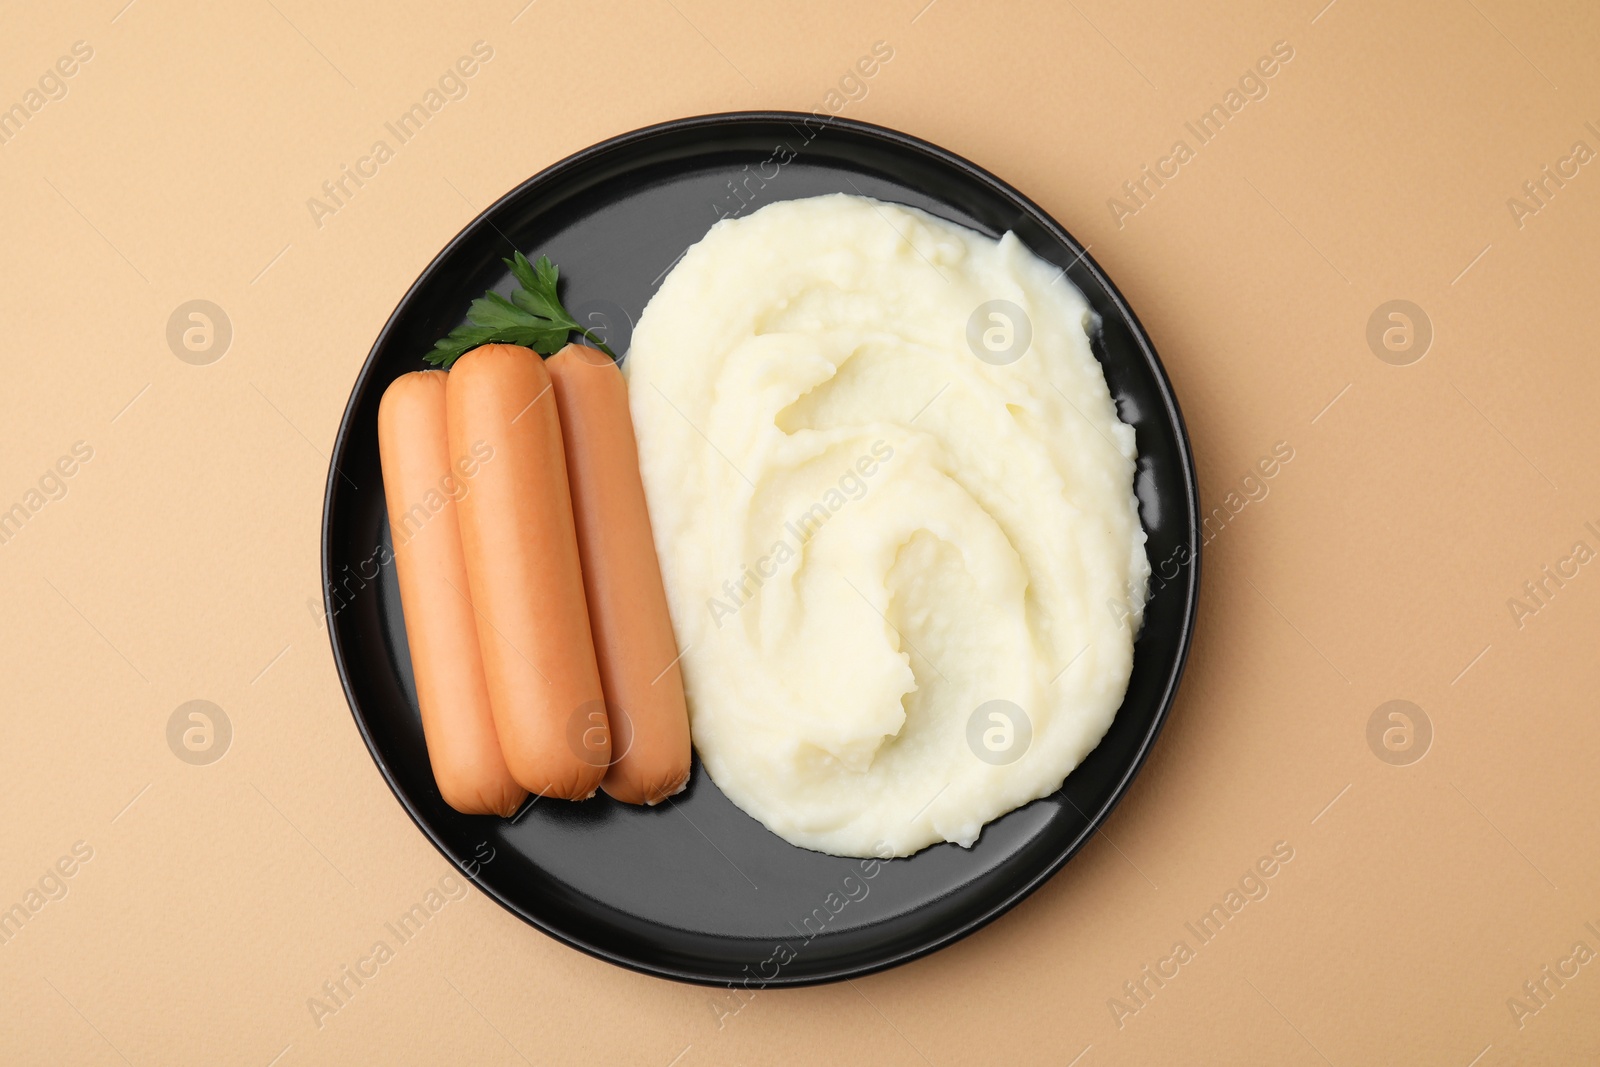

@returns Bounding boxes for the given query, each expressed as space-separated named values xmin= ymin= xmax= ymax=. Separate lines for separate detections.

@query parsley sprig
xmin=425 ymin=252 xmax=618 ymax=368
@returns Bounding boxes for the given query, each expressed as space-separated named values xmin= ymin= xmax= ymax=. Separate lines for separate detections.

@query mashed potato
xmin=626 ymin=194 xmax=1148 ymax=857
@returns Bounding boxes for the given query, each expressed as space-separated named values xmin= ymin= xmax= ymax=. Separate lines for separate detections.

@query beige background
xmin=3 ymin=0 xmax=1598 ymax=1063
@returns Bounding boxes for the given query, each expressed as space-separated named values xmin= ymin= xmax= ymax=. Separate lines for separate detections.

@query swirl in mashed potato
xmin=626 ymin=194 xmax=1148 ymax=858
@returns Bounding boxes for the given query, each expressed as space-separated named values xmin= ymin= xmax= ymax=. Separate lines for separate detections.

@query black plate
xmin=322 ymin=112 xmax=1200 ymax=986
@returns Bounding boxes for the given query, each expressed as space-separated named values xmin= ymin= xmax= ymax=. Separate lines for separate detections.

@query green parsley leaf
xmin=423 ymin=252 xmax=618 ymax=368
xmin=505 ymin=250 xmax=540 ymax=292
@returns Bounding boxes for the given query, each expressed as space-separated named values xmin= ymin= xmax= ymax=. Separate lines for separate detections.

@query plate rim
xmin=321 ymin=109 xmax=1202 ymax=987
